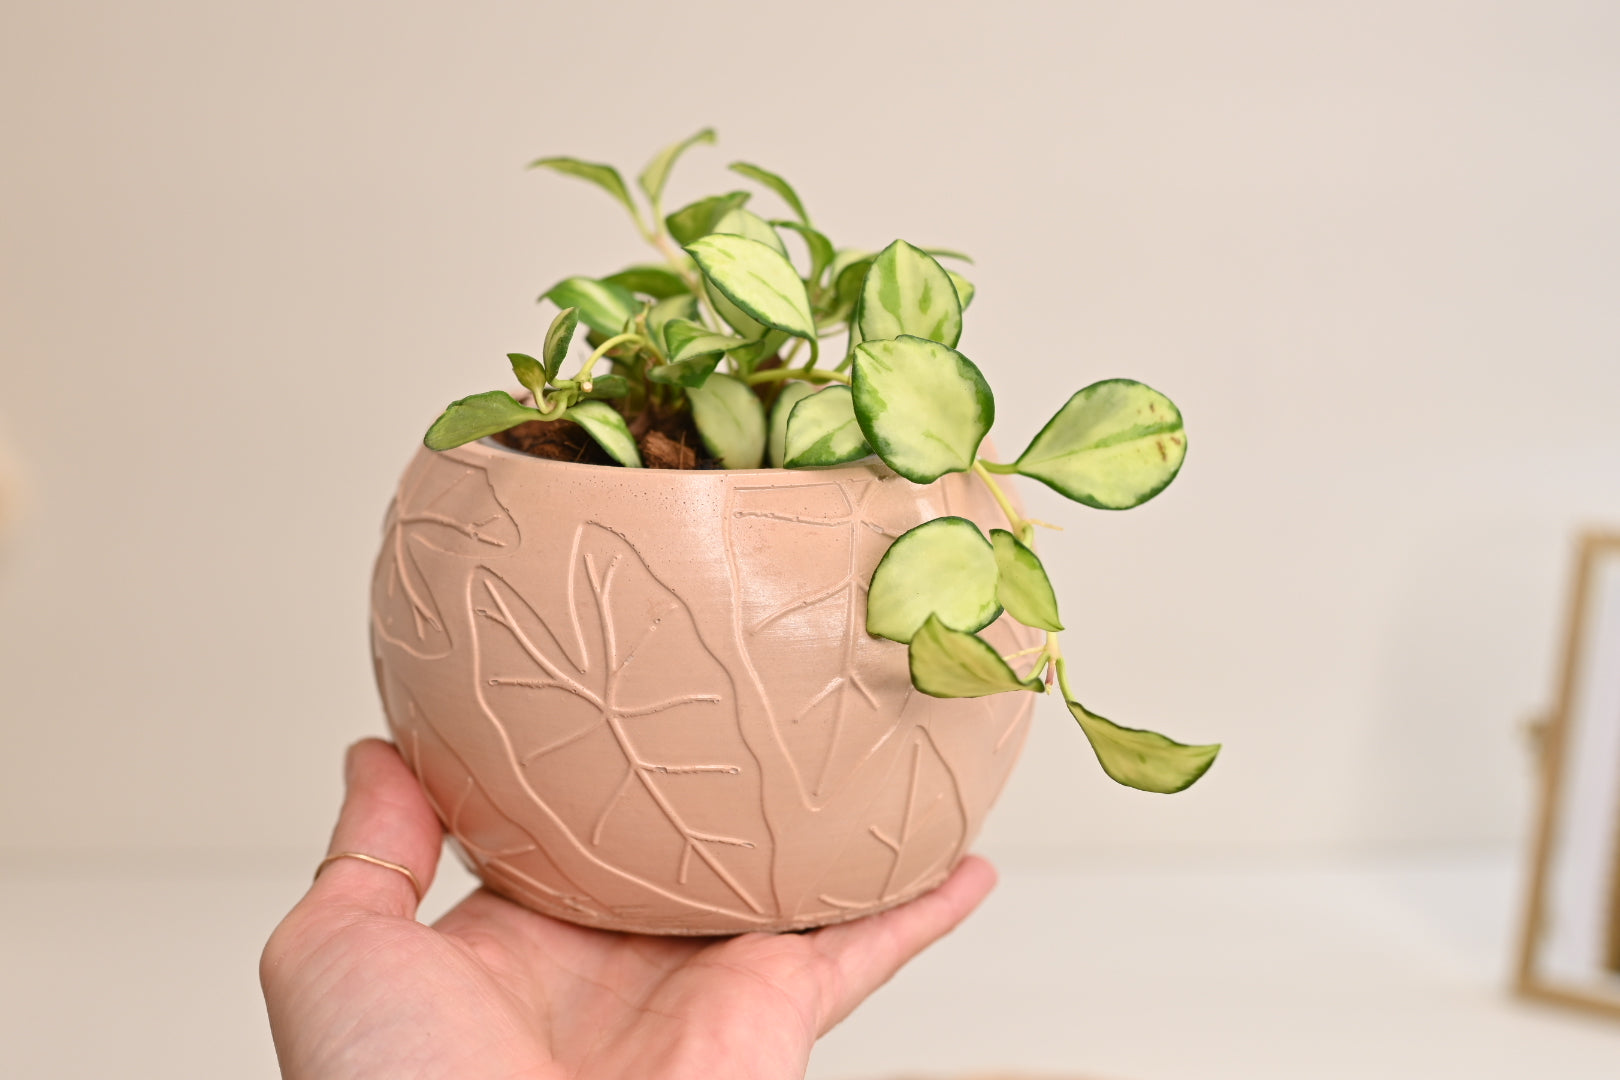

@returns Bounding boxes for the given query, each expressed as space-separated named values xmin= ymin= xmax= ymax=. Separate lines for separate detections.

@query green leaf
xmin=767 ymin=382 xmax=818 ymax=468
xmin=541 ymin=306 xmax=581 ymax=381
xmin=648 ymin=357 xmax=722 ymax=387
xmin=541 ymin=277 xmax=638 ymax=338
xmin=858 ymin=240 xmax=963 ymax=348
xmin=646 ymin=294 xmax=699 ymax=357
xmin=909 ymin=615 xmax=1044 ymax=698
xmin=712 ymin=207 xmax=788 ymax=257
xmin=424 ymin=391 xmax=541 ymax=451
xmin=601 ymin=265 xmax=690 ymax=300
xmin=686 ymin=234 xmax=815 ymax=339
xmin=564 ymin=401 xmax=642 ymax=467
xmin=947 ymin=270 xmax=975 ymax=311
xmin=925 ymin=247 xmax=974 ymax=264
xmin=527 ymin=157 xmax=639 ymax=225
xmin=990 ymin=530 xmax=1063 ymax=632
xmin=507 ymin=352 xmax=547 ymax=400
xmin=783 ymin=386 xmax=871 ymax=468
xmin=663 ymin=319 xmax=748 ymax=362
xmin=774 ymin=220 xmax=835 ymax=286
xmin=1067 ymin=700 xmax=1220 ymax=794
xmin=638 ymin=127 xmax=716 ymax=212
xmin=576 ymin=374 xmax=629 ymax=400
xmin=851 ymin=336 xmax=994 ymax=484
xmin=866 ymin=516 xmax=1000 ymax=644
xmin=665 ymin=191 xmax=751 ymax=245
xmin=647 ymin=319 xmax=744 ymax=387
xmin=1014 ymin=379 xmax=1187 ymax=509
xmin=725 ymin=328 xmax=788 ymax=373
xmin=686 ymin=372 xmax=766 ymax=468
xmin=826 ymin=254 xmax=875 ymax=324
xmin=728 ymin=161 xmax=811 ymax=225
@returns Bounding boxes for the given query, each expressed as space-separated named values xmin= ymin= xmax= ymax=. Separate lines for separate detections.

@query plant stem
xmin=577 ymin=333 xmax=643 ymax=383
xmin=972 ymin=460 xmax=1024 ymax=532
xmin=1049 ymin=635 xmax=1073 ymax=700
xmin=746 ymin=367 xmax=850 ymax=387
xmin=977 ymin=459 xmax=1020 ymax=474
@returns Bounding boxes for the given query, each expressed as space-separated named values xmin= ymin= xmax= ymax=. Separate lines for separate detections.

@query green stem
xmin=746 ymin=367 xmax=849 ymax=387
xmin=799 ymin=334 xmax=821 ymax=373
xmin=978 ymin=459 xmax=1019 ymax=474
xmin=972 ymin=460 xmax=1024 ymax=531
xmin=577 ymin=333 xmax=642 ymax=383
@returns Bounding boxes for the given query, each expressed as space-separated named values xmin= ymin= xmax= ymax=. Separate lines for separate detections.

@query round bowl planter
xmin=370 ymin=438 xmax=1040 ymax=934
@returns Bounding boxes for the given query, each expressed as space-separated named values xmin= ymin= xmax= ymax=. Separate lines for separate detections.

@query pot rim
xmin=461 ymin=434 xmax=904 ymax=484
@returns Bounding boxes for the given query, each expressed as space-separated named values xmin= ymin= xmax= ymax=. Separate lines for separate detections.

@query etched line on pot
xmin=469 ymin=540 xmax=768 ymax=921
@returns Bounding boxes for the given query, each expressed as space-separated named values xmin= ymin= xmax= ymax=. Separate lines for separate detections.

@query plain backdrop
xmin=2 ymin=0 xmax=1618 ymax=874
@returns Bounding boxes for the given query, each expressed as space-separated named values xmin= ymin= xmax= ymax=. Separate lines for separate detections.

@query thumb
xmin=807 ymin=855 xmax=998 ymax=1032
xmin=304 ymin=737 xmax=445 ymax=920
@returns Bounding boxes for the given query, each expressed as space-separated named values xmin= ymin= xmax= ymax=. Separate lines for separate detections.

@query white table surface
xmin=4 ymin=847 xmax=1618 ymax=1079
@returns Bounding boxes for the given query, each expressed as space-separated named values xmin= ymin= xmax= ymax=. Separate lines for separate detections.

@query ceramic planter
xmin=370 ymin=438 xmax=1039 ymax=934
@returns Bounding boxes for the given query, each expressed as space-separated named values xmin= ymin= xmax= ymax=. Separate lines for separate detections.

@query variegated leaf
xmin=507 ymin=352 xmax=547 ymax=400
xmin=1015 ymin=379 xmax=1186 ymax=509
xmin=527 ymin=157 xmax=638 ymax=223
xmin=766 ymin=381 xmax=817 ymax=468
xmin=774 ymin=220 xmax=835 ymax=286
xmin=601 ymin=265 xmax=690 ymax=300
xmin=909 ymin=615 xmax=1044 ymax=698
xmin=729 ymin=161 xmax=811 ymax=225
xmin=990 ymin=530 xmax=1063 ymax=632
xmin=1068 ymin=700 xmax=1219 ymax=793
xmin=783 ymin=386 xmax=871 ymax=468
xmin=542 ymin=306 xmax=581 ymax=381
xmin=424 ymin=391 xmax=541 ymax=451
xmin=686 ymin=234 xmax=815 ymax=339
xmin=638 ymin=127 xmax=716 ymax=210
xmin=665 ymin=191 xmax=751 ymax=245
xmin=866 ymin=516 xmax=999 ymax=644
xmin=564 ymin=401 xmax=642 ymax=467
xmin=858 ymin=240 xmax=962 ymax=348
xmin=646 ymin=294 xmax=698 ymax=357
xmin=851 ymin=336 xmax=993 ymax=483
xmin=541 ymin=277 xmax=638 ymax=338
xmin=687 ymin=372 xmax=766 ymax=468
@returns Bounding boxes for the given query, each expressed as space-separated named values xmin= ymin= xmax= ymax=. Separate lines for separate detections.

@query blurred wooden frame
xmin=1515 ymin=532 xmax=1620 ymax=1019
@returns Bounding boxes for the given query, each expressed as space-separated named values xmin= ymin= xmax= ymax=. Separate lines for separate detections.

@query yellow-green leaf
xmin=541 ymin=277 xmax=638 ymax=338
xmin=638 ymin=127 xmax=716 ymax=212
xmin=666 ymin=191 xmax=751 ymax=246
xmin=909 ymin=615 xmax=1045 ymax=698
xmin=783 ymin=385 xmax=871 ymax=468
xmin=1015 ymin=379 xmax=1187 ymax=510
xmin=527 ymin=157 xmax=639 ymax=227
xmin=541 ymin=306 xmax=580 ymax=381
xmin=767 ymin=382 xmax=817 ymax=467
xmin=564 ymin=401 xmax=642 ymax=467
xmin=1067 ymin=700 xmax=1219 ymax=793
xmin=687 ymin=372 xmax=766 ymax=469
xmin=852 ymin=336 xmax=993 ymax=484
xmin=686 ymin=234 xmax=815 ymax=339
xmin=424 ymin=391 xmax=541 ymax=451
xmin=729 ymin=161 xmax=811 ymax=225
xmin=508 ymin=352 xmax=547 ymax=400
xmin=600 ymin=265 xmax=690 ymax=300
xmin=858 ymin=240 xmax=962 ymax=348
xmin=990 ymin=530 xmax=1063 ymax=632
xmin=866 ymin=517 xmax=999 ymax=643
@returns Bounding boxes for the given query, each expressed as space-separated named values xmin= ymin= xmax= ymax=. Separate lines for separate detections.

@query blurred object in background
xmin=0 ymin=429 xmax=21 ymax=547
xmin=1518 ymin=531 xmax=1620 ymax=1020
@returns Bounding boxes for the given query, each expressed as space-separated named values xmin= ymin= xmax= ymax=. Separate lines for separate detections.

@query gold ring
xmin=314 ymin=851 xmax=425 ymax=901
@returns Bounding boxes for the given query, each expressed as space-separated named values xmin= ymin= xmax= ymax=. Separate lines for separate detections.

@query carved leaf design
xmin=471 ymin=524 xmax=771 ymax=922
xmin=727 ymin=476 xmax=921 ymax=808
xmin=372 ymin=453 xmax=519 ymax=659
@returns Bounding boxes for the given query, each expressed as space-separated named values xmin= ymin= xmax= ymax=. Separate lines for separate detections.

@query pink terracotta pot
xmin=370 ymin=439 xmax=1039 ymax=934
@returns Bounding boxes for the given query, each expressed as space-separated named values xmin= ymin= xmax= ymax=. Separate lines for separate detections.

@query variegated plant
xmin=425 ymin=130 xmax=1219 ymax=794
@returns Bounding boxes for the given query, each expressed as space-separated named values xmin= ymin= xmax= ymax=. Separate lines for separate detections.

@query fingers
xmin=809 ymin=855 xmax=998 ymax=1032
xmin=304 ymin=738 xmax=445 ymax=920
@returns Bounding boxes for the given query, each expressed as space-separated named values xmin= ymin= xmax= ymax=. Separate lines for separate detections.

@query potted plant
xmin=370 ymin=130 xmax=1218 ymax=935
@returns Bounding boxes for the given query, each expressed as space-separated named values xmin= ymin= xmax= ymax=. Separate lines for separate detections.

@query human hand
xmin=261 ymin=738 xmax=997 ymax=1080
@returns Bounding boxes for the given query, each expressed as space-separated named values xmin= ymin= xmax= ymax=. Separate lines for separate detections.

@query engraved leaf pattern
xmin=372 ymin=453 xmax=519 ymax=659
xmin=728 ymin=476 xmax=915 ymax=807
xmin=471 ymin=523 xmax=772 ymax=922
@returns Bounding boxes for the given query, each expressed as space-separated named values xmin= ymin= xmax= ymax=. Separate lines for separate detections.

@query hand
xmin=261 ymin=738 xmax=997 ymax=1079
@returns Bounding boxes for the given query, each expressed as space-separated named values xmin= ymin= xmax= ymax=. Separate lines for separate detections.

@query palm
xmin=262 ymin=740 xmax=995 ymax=1080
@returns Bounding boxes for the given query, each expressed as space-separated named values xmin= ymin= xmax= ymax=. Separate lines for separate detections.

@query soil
xmin=494 ymin=401 xmax=720 ymax=470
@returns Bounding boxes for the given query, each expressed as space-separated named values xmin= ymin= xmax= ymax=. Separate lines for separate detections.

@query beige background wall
xmin=2 ymin=0 xmax=1617 ymax=866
